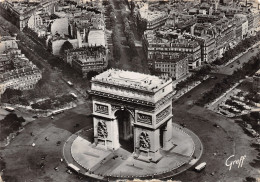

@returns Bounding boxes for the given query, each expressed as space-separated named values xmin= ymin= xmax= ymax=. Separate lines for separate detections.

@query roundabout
xmin=63 ymin=123 xmax=203 ymax=181
xmin=62 ymin=69 xmax=204 ymax=181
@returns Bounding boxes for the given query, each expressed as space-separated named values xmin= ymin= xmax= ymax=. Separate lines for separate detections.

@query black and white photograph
xmin=0 ymin=0 xmax=259 ymax=181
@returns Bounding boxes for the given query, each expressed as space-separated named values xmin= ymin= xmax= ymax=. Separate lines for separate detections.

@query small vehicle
xmin=180 ymin=123 xmax=186 ymax=127
xmin=230 ymin=65 xmax=234 ymax=68
xmin=195 ymin=162 xmax=206 ymax=172
xmin=56 ymin=141 xmax=61 ymax=146
xmin=213 ymin=124 xmax=220 ymax=128
xmin=210 ymin=76 xmax=217 ymax=79
xmin=68 ymin=163 xmax=80 ymax=173
xmin=54 ymin=167 xmax=59 ymax=171
xmin=70 ymin=93 xmax=77 ymax=99
xmin=67 ymin=81 xmax=73 ymax=86
xmin=112 ymin=155 xmax=119 ymax=159
xmin=32 ymin=115 xmax=38 ymax=119
xmin=4 ymin=106 xmax=15 ymax=112
xmin=66 ymin=169 xmax=72 ymax=174
xmin=40 ymin=163 xmax=45 ymax=169
xmin=52 ymin=109 xmax=64 ymax=116
xmin=51 ymin=116 xmax=54 ymax=119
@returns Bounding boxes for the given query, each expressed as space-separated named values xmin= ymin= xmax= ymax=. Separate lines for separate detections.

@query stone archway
xmin=89 ymin=69 xmax=177 ymax=162
xmin=114 ymin=108 xmax=134 ymax=152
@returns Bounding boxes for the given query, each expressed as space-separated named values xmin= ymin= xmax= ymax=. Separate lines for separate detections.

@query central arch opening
xmin=115 ymin=109 xmax=134 ymax=152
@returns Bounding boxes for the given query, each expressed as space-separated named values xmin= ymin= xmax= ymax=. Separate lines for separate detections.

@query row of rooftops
xmin=0 ymin=65 xmax=41 ymax=83
xmin=74 ymin=56 xmax=104 ymax=64
xmin=144 ymin=31 xmax=200 ymax=48
xmin=151 ymin=53 xmax=190 ymax=64
xmin=0 ymin=36 xmax=17 ymax=42
xmin=0 ymin=54 xmax=29 ymax=63
xmin=66 ymin=45 xmax=106 ymax=54
xmin=4 ymin=0 xmax=56 ymax=16
xmin=144 ymin=11 xmax=254 ymax=45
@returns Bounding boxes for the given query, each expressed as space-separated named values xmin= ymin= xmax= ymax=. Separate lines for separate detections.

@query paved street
xmin=215 ymin=46 xmax=259 ymax=75
xmin=0 ymin=104 xmax=93 ymax=182
xmin=1 ymin=71 xmax=259 ymax=182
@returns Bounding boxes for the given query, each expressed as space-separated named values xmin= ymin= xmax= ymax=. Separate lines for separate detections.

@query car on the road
xmin=32 ymin=115 xmax=39 ymax=119
xmin=67 ymin=81 xmax=73 ymax=86
xmin=56 ymin=141 xmax=61 ymax=146
xmin=210 ymin=76 xmax=217 ymax=79
xmin=195 ymin=162 xmax=206 ymax=172
xmin=180 ymin=123 xmax=186 ymax=127
xmin=66 ymin=169 xmax=72 ymax=174
xmin=213 ymin=124 xmax=220 ymax=128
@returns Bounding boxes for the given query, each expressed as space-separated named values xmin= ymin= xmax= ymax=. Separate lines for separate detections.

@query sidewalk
xmin=218 ymin=41 xmax=260 ymax=68
xmin=174 ymin=75 xmax=209 ymax=100
xmin=62 ymin=123 xmax=203 ymax=181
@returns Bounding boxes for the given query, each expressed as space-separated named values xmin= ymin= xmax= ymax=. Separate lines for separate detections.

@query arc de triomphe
xmin=88 ymin=69 xmax=176 ymax=162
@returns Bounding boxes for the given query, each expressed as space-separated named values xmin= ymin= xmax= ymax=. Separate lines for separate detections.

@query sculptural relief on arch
xmin=89 ymin=69 xmax=176 ymax=162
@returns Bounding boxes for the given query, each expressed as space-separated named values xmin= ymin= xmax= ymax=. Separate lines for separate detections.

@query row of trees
xmin=1 ymin=89 xmax=29 ymax=106
xmin=197 ymin=52 xmax=260 ymax=106
xmin=214 ymin=32 xmax=260 ymax=65
xmin=106 ymin=3 xmax=121 ymax=61
xmin=111 ymin=26 xmax=121 ymax=61
xmin=176 ymin=65 xmax=212 ymax=90
xmin=121 ymin=12 xmax=138 ymax=58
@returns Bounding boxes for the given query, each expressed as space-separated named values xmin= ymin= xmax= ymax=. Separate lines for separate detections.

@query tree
xmin=87 ymin=71 xmax=99 ymax=80
xmin=1 ymin=88 xmax=22 ymax=103
xmin=59 ymin=41 xmax=73 ymax=56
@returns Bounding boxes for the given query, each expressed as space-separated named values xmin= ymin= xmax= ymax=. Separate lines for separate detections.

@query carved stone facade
xmin=95 ymin=103 xmax=109 ymax=115
xmin=156 ymin=106 xmax=171 ymax=124
xmin=137 ymin=113 xmax=152 ymax=125
xmin=111 ymin=105 xmax=121 ymax=112
xmin=89 ymin=69 xmax=176 ymax=163
xmin=97 ymin=121 xmax=108 ymax=139
xmin=139 ymin=132 xmax=151 ymax=150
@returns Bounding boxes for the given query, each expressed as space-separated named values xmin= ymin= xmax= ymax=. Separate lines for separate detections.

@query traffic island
xmin=63 ymin=124 xmax=203 ymax=180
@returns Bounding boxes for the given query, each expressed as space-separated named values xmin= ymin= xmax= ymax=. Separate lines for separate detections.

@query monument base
xmin=135 ymin=148 xmax=163 ymax=163
xmin=163 ymin=139 xmax=176 ymax=151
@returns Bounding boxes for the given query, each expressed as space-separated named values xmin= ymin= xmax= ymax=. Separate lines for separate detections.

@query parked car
xmin=66 ymin=169 xmax=72 ymax=174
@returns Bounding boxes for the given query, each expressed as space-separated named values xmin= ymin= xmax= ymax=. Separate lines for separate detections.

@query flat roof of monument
xmin=91 ymin=69 xmax=172 ymax=92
